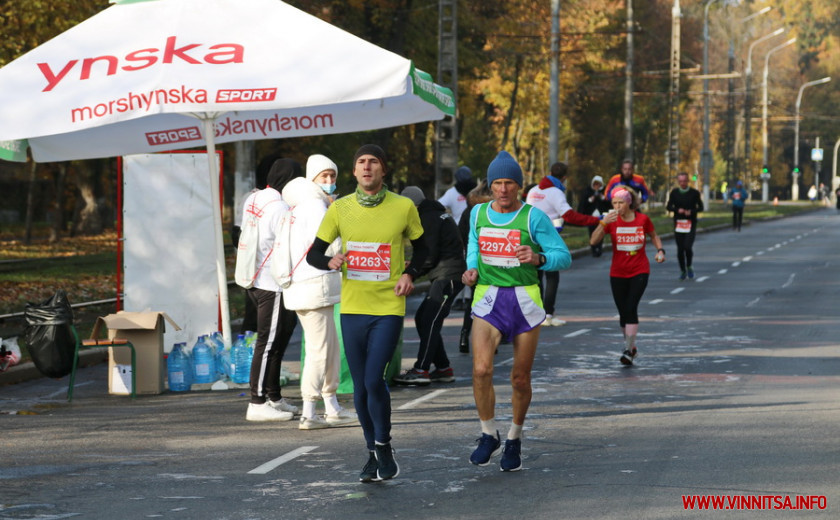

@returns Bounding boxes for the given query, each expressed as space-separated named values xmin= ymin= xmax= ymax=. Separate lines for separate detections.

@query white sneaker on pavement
xmin=299 ymin=416 xmax=330 ymax=430
xmin=325 ymin=408 xmax=358 ymax=426
xmin=246 ymin=402 xmax=293 ymax=422
xmin=543 ymin=314 xmax=554 ymax=327
xmin=269 ymin=398 xmax=299 ymax=415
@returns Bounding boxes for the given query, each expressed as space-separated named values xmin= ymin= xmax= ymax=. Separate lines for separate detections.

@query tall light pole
xmin=760 ymin=36 xmax=796 ymax=202
xmin=624 ymin=0 xmax=634 ymax=161
xmin=793 ymin=76 xmax=831 ymax=200
xmin=701 ymin=0 xmax=719 ymax=204
xmin=667 ymin=0 xmax=681 ymax=180
xmin=549 ymin=0 xmax=560 ymax=164
xmin=728 ymin=6 xmax=771 ymax=184
xmin=744 ymin=27 xmax=784 ymax=183
xmin=832 ymin=137 xmax=840 ymax=205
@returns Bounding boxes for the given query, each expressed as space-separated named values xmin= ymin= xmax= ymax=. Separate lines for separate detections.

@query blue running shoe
xmin=687 ymin=266 xmax=695 ymax=279
xmin=500 ymin=438 xmax=522 ymax=472
xmin=470 ymin=430 xmax=501 ymax=466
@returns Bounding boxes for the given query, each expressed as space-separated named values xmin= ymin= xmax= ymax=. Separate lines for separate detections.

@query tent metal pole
xmin=201 ymin=116 xmax=232 ymax=347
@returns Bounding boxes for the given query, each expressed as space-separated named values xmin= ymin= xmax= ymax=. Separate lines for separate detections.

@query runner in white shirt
xmin=525 ymin=162 xmax=600 ymax=326
xmin=438 ymin=166 xmax=476 ymax=223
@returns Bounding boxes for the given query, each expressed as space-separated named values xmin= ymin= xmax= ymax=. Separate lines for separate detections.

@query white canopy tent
xmin=0 ymin=0 xmax=455 ymax=344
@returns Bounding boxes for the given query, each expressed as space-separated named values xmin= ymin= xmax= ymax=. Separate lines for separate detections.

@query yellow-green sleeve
xmin=406 ymin=202 xmax=423 ymax=240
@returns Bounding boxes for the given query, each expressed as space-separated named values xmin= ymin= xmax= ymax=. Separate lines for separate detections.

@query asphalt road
xmin=1 ymin=208 xmax=838 ymax=520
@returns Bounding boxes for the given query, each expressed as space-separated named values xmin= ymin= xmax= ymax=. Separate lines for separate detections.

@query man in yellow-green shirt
xmin=307 ymin=144 xmax=427 ymax=483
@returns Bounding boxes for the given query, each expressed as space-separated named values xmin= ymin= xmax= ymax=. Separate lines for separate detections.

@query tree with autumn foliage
xmin=1 ymin=0 xmax=839 ymax=247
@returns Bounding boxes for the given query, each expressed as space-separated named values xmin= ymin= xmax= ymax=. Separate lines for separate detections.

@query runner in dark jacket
xmin=394 ymin=187 xmax=466 ymax=385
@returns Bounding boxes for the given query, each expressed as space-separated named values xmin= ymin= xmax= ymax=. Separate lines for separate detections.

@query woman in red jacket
xmin=589 ymin=187 xmax=665 ymax=366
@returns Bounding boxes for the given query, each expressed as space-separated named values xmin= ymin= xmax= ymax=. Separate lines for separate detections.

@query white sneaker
xmin=246 ymin=402 xmax=293 ymax=422
xmin=543 ymin=314 xmax=554 ymax=327
xmin=299 ymin=416 xmax=330 ymax=430
xmin=269 ymin=398 xmax=299 ymax=415
xmin=325 ymin=408 xmax=358 ymax=426
xmin=549 ymin=316 xmax=567 ymax=326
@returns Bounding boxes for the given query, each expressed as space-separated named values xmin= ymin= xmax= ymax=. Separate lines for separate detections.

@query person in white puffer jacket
xmin=273 ymin=154 xmax=358 ymax=430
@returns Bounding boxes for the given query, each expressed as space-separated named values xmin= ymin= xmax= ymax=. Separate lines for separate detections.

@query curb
xmin=0 ymin=348 xmax=106 ymax=387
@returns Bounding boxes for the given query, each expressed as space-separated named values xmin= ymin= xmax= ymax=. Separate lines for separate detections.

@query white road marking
xmin=718 ymin=269 xmax=727 ymax=274
xmin=397 ymin=389 xmax=449 ymax=410
xmin=743 ymin=256 xmax=753 ymax=262
xmin=496 ymin=356 xmax=515 ymax=367
xmin=746 ymin=297 xmax=761 ymax=307
xmin=732 ymin=261 xmax=741 ymax=267
xmin=696 ymin=276 xmax=710 ymax=282
xmin=670 ymin=287 xmax=684 ymax=295
xmin=649 ymin=299 xmax=663 ymax=305
xmin=248 ymin=446 xmax=318 ymax=474
xmin=564 ymin=329 xmax=590 ymax=338
xmin=782 ymin=273 xmax=795 ymax=288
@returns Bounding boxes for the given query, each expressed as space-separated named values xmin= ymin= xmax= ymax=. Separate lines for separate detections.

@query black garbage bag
xmin=23 ymin=289 xmax=76 ymax=378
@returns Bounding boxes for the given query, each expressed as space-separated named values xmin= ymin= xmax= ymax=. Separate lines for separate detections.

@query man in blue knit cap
xmin=461 ymin=151 xmax=572 ymax=472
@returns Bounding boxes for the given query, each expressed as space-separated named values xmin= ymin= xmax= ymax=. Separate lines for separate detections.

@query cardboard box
xmin=91 ymin=311 xmax=181 ymax=395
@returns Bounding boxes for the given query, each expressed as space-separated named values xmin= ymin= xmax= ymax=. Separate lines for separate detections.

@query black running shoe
xmin=374 ymin=443 xmax=399 ymax=480
xmin=359 ymin=451 xmax=379 ymax=483
xmin=620 ymin=348 xmax=638 ymax=366
xmin=430 ymin=367 xmax=455 ymax=383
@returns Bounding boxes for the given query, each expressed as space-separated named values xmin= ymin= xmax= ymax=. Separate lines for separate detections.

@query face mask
xmin=319 ymin=183 xmax=336 ymax=195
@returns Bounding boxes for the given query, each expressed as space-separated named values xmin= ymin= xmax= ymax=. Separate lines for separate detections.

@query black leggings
xmin=674 ymin=227 xmax=696 ymax=272
xmin=538 ymin=269 xmax=560 ymax=315
xmin=732 ymin=206 xmax=744 ymax=229
xmin=609 ymin=273 xmax=649 ymax=327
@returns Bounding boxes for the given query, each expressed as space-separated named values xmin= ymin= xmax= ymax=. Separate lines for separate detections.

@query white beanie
xmin=306 ymin=154 xmax=338 ymax=182
xmin=591 ymin=175 xmax=604 ymax=188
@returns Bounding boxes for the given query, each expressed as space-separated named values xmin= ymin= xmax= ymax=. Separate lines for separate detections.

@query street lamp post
xmin=701 ymin=0 xmax=720 ymax=204
xmin=726 ymin=6 xmax=771 ymax=186
xmin=744 ymin=27 xmax=784 ymax=184
xmin=793 ymin=76 xmax=831 ymax=200
xmin=833 ymin=137 xmax=840 ymax=205
xmin=760 ymin=37 xmax=796 ymax=202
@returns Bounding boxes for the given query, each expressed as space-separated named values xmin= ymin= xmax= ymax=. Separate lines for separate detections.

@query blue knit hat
xmin=486 ymin=151 xmax=523 ymax=187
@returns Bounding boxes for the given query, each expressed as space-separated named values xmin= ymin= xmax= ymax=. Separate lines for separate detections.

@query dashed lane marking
xmin=564 ymin=329 xmax=590 ymax=338
xmin=782 ymin=273 xmax=795 ymax=288
xmin=248 ymin=446 xmax=318 ymax=474
xmin=397 ymin=389 xmax=449 ymax=410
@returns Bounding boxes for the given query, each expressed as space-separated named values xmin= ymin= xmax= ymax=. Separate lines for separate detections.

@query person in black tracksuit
xmin=394 ymin=186 xmax=466 ymax=385
xmin=666 ymin=172 xmax=704 ymax=280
